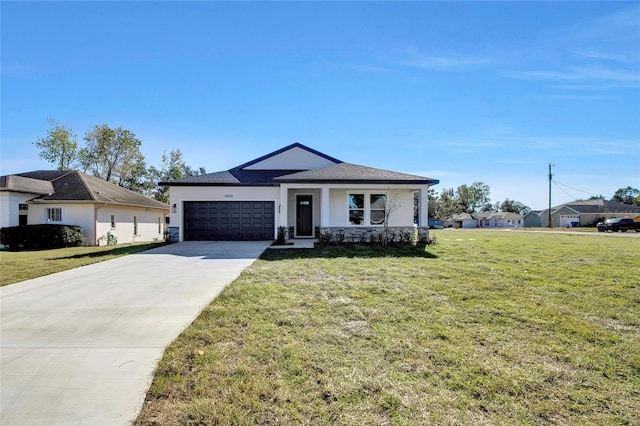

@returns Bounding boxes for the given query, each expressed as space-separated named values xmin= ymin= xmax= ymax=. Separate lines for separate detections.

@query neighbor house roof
xmin=0 ymin=174 xmax=55 ymax=195
xmin=1 ymin=170 xmax=168 ymax=210
xmin=451 ymin=213 xmax=475 ymax=221
xmin=542 ymin=199 xmax=640 ymax=215
xmin=161 ymin=143 xmax=439 ymax=186
xmin=485 ymin=211 xmax=523 ymax=220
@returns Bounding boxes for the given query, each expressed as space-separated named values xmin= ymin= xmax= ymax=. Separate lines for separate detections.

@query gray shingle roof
xmin=161 ymin=143 xmax=439 ymax=186
xmin=0 ymin=175 xmax=54 ymax=195
xmin=1 ymin=170 xmax=168 ymax=210
xmin=544 ymin=199 xmax=640 ymax=215
xmin=274 ymin=163 xmax=439 ymax=184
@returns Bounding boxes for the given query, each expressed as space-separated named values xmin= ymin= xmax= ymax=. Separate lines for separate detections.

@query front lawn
xmin=136 ymin=231 xmax=639 ymax=425
xmin=0 ymin=242 xmax=165 ymax=286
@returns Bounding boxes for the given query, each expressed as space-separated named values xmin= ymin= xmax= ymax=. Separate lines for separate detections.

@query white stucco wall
xmin=169 ymin=184 xmax=427 ymax=241
xmin=169 ymin=186 xmax=280 ymax=241
xmin=0 ymin=191 xmax=36 ymax=228
xmin=24 ymin=203 xmax=166 ymax=246
xmin=328 ymin=188 xmax=415 ymax=227
xmin=27 ymin=203 xmax=96 ymax=242
xmin=96 ymin=205 xmax=167 ymax=245
xmin=243 ymin=146 xmax=336 ymax=170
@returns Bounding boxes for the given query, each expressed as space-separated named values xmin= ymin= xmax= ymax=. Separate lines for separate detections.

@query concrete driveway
xmin=0 ymin=241 xmax=270 ymax=426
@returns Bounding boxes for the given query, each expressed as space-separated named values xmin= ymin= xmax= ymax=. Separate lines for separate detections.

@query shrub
xmin=275 ymin=226 xmax=287 ymax=245
xmin=0 ymin=224 xmax=85 ymax=250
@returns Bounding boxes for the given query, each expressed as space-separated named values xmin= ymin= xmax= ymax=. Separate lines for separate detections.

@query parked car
xmin=596 ymin=218 xmax=639 ymax=232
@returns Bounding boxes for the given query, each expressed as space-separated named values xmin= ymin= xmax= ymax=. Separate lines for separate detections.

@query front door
xmin=296 ymin=195 xmax=313 ymax=237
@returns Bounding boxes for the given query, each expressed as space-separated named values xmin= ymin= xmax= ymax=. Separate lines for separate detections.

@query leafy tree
xmin=497 ymin=198 xmax=531 ymax=215
xmin=611 ymin=186 xmax=640 ymax=206
xmin=149 ymin=149 xmax=205 ymax=203
xmin=34 ymin=118 xmax=78 ymax=170
xmin=119 ymin=159 xmax=154 ymax=196
xmin=456 ymin=181 xmax=491 ymax=213
xmin=79 ymin=125 xmax=146 ymax=185
xmin=439 ymin=187 xmax=465 ymax=219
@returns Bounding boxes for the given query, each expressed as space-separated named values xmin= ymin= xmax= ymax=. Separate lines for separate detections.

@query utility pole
xmin=548 ymin=163 xmax=554 ymax=227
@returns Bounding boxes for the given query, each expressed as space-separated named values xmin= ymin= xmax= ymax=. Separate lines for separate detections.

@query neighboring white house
xmin=450 ymin=211 xmax=524 ymax=229
xmin=161 ymin=143 xmax=439 ymax=242
xmin=0 ymin=170 xmax=169 ymax=246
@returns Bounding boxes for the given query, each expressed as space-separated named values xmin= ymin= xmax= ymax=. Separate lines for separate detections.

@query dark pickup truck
xmin=596 ymin=218 xmax=640 ymax=232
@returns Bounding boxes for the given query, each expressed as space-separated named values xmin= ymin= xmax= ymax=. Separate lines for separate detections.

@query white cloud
xmin=508 ymin=66 xmax=640 ymax=85
xmin=399 ymin=54 xmax=493 ymax=70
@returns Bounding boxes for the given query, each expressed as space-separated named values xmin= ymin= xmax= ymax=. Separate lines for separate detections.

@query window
xmin=111 ymin=215 xmax=116 ymax=229
xmin=348 ymin=194 xmax=364 ymax=225
xmin=370 ymin=194 xmax=386 ymax=225
xmin=46 ymin=207 xmax=62 ymax=222
xmin=348 ymin=192 xmax=389 ymax=226
xmin=19 ymin=204 xmax=28 ymax=211
xmin=133 ymin=216 xmax=138 ymax=235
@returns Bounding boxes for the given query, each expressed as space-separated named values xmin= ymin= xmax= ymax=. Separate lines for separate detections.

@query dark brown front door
xmin=296 ymin=195 xmax=313 ymax=236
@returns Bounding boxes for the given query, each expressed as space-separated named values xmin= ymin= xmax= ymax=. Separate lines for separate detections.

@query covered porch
xmin=278 ymin=183 xmax=431 ymax=242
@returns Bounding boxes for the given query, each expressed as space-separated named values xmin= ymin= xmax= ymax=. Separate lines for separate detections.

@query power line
xmin=553 ymin=181 xmax=600 ymax=197
xmin=553 ymin=182 xmax=579 ymax=200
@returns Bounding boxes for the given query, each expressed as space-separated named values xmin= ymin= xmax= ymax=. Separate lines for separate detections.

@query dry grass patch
xmin=136 ymin=232 xmax=639 ymax=425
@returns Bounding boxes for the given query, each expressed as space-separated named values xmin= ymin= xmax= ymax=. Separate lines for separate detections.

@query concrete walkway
xmin=0 ymin=241 xmax=270 ymax=426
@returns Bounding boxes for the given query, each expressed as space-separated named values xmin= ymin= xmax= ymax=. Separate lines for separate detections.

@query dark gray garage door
xmin=184 ymin=201 xmax=275 ymax=241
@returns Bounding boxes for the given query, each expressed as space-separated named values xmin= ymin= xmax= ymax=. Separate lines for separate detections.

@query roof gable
xmin=237 ymin=143 xmax=342 ymax=171
xmin=1 ymin=170 xmax=168 ymax=210
xmin=1 ymin=174 xmax=55 ymax=195
xmin=162 ymin=143 xmax=439 ymax=186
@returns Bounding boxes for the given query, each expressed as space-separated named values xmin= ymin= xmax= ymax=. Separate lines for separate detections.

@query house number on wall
xmin=224 ymin=194 xmax=234 ymax=198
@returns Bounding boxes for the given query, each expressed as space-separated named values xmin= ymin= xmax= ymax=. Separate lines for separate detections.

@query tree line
xmin=34 ymin=118 xmax=204 ymax=203
xmin=427 ymin=182 xmax=640 ymax=220
xmin=426 ymin=181 xmax=531 ymax=219
xmin=35 ymin=119 xmax=640 ymax=211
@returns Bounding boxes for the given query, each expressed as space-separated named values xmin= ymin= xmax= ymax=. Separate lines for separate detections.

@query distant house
xmin=523 ymin=210 xmax=542 ymax=227
xmin=0 ymin=170 xmax=169 ymax=246
xmin=161 ymin=143 xmax=439 ymax=242
xmin=450 ymin=211 xmax=523 ymax=229
xmin=451 ymin=213 xmax=478 ymax=229
xmin=538 ymin=199 xmax=640 ymax=228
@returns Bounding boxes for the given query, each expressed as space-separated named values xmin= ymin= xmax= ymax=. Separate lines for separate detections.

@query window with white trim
xmin=111 ymin=215 xmax=116 ymax=229
xmin=369 ymin=194 xmax=386 ymax=225
xmin=348 ymin=194 xmax=364 ymax=225
xmin=46 ymin=207 xmax=62 ymax=222
xmin=348 ymin=192 xmax=388 ymax=226
xmin=19 ymin=204 xmax=28 ymax=211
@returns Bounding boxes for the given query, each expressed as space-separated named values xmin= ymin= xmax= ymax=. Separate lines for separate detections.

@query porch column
xmin=279 ymin=185 xmax=288 ymax=229
xmin=321 ymin=186 xmax=330 ymax=227
xmin=419 ymin=187 xmax=429 ymax=227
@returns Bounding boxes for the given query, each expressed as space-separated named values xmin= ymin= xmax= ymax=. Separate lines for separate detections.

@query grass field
xmin=134 ymin=230 xmax=639 ymax=425
xmin=0 ymin=242 xmax=165 ymax=286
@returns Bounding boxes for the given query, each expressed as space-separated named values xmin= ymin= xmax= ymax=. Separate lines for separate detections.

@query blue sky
xmin=2 ymin=2 xmax=638 ymax=209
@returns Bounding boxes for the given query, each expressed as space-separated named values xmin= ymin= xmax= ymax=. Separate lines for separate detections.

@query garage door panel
xmin=184 ymin=201 xmax=275 ymax=241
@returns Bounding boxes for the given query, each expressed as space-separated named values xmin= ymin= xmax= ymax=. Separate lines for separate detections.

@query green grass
xmin=135 ymin=231 xmax=639 ymax=425
xmin=0 ymin=242 xmax=165 ymax=286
